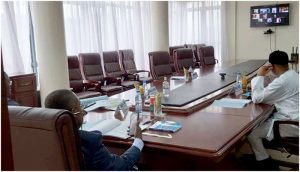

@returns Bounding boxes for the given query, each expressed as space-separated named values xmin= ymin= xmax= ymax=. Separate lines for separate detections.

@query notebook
xmin=149 ymin=121 xmax=181 ymax=133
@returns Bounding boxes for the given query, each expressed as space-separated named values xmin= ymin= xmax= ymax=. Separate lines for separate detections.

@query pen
xmin=142 ymin=120 xmax=151 ymax=125
xmin=84 ymin=102 xmax=96 ymax=109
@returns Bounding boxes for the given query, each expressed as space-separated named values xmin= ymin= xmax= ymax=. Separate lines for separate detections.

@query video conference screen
xmin=250 ymin=4 xmax=289 ymax=27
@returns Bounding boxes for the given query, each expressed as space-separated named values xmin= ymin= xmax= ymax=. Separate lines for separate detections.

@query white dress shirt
xmin=251 ymin=69 xmax=299 ymax=140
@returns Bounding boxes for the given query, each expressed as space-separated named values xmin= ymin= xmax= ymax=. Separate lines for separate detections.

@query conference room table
xmin=86 ymin=60 xmax=274 ymax=170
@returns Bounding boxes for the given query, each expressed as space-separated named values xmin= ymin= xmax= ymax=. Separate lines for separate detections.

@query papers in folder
xmin=212 ymin=98 xmax=252 ymax=108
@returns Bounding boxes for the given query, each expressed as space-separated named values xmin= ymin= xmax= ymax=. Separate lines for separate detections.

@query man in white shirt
xmin=247 ymin=50 xmax=299 ymax=170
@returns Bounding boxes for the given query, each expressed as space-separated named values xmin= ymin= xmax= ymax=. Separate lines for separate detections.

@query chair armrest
xmin=135 ymin=70 xmax=151 ymax=77
xmin=83 ymin=80 xmax=101 ymax=92
xmin=125 ymin=73 xmax=139 ymax=81
xmin=273 ymin=120 xmax=299 ymax=143
xmin=103 ymin=77 xmax=121 ymax=86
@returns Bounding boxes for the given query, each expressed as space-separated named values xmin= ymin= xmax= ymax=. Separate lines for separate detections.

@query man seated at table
xmin=246 ymin=50 xmax=299 ymax=170
xmin=45 ymin=89 xmax=143 ymax=170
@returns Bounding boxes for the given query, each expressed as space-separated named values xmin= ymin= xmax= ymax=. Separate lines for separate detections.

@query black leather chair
xmin=119 ymin=49 xmax=152 ymax=83
xmin=169 ymin=45 xmax=185 ymax=72
xmin=148 ymin=51 xmax=173 ymax=80
xmin=193 ymin=44 xmax=206 ymax=67
xmin=67 ymin=55 xmax=101 ymax=99
xmin=198 ymin=46 xmax=218 ymax=65
xmin=78 ymin=53 xmax=123 ymax=94
xmin=264 ymin=120 xmax=299 ymax=170
xmin=102 ymin=51 xmax=136 ymax=89
xmin=173 ymin=48 xmax=194 ymax=74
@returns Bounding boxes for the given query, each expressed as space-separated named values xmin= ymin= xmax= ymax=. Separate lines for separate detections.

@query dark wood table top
xmin=85 ymin=60 xmax=273 ymax=162
xmin=162 ymin=60 xmax=266 ymax=107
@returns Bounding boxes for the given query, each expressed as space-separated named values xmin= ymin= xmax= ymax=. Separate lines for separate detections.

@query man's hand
xmin=114 ymin=110 xmax=124 ymax=121
xmin=257 ymin=64 xmax=272 ymax=76
xmin=134 ymin=125 xmax=142 ymax=139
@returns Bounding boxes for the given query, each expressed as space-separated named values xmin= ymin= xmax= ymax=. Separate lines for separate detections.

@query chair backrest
xmin=169 ymin=45 xmax=185 ymax=72
xmin=193 ymin=44 xmax=206 ymax=63
xmin=68 ymin=56 xmax=84 ymax=93
xmin=9 ymin=106 xmax=84 ymax=170
xmin=199 ymin=46 xmax=216 ymax=65
xmin=102 ymin=51 xmax=123 ymax=78
xmin=174 ymin=48 xmax=194 ymax=73
xmin=148 ymin=51 xmax=173 ymax=80
xmin=119 ymin=49 xmax=137 ymax=74
xmin=78 ymin=53 xmax=105 ymax=81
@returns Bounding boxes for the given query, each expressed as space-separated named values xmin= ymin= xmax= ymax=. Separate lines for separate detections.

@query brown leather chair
xmin=199 ymin=46 xmax=218 ymax=65
xmin=148 ymin=51 xmax=173 ymax=80
xmin=102 ymin=51 xmax=136 ymax=89
xmin=9 ymin=106 xmax=85 ymax=170
xmin=68 ymin=55 xmax=101 ymax=99
xmin=119 ymin=49 xmax=152 ymax=83
xmin=78 ymin=53 xmax=123 ymax=94
xmin=169 ymin=45 xmax=185 ymax=72
xmin=173 ymin=48 xmax=194 ymax=73
xmin=193 ymin=44 xmax=206 ymax=67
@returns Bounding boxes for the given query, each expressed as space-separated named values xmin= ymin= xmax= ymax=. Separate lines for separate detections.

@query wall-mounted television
xmin=250 ymin=3 xmax=289 ymax=27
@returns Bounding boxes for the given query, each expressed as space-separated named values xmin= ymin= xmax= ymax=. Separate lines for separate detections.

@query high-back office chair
xmin=9 ymin=106 xmax=85 ymax=170
xmin=173 ymin=48 xmax=195 ymax=73
xmin=102 ymin=51 xmax=136 ymax=89
xmin=193 ymin=44 xmax=206 ymax=67
xmin=67 ymin=56 xmax=101 ymax=99
xmin=184 ymin=44 xmax=198 ymax=67
xmin=264 ymin=120 xmax=299 ymax=170
xmin=169 ymin=45 xmax=185 ymax=72
xmin=119 ymin=49 xmax=152 ymax=83
xmin=148 ymin=51 xmax=173 ymax=80
xmin=199 ymin=46 xmax=218 ymax=65
xmin=78 ymin=53 xmax=122 ymax=94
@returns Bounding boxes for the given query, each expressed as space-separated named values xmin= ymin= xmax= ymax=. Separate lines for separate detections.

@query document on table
xmin=80 ymin=95 xmax=110 ymax=111
xmin=212 ymin=98 xmax=252 ymax=108
xmin=81 ymin=112 xmax=151 ymax=139
xmin=81 ymin=96 xmax=125 ymax=112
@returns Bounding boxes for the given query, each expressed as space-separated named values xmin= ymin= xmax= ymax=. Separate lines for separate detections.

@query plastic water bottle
xmin=135 ymin=90 xmax=142 ymax=114
xmin=188 ymin=66 xmax=193 ymax=82
xmin=142 ymin=80 xmax=148 ymax=98
xmin=162 ymin=77 xmax=170 ymax=97
xmin=235 ymin=72 xmax=242 ymax=91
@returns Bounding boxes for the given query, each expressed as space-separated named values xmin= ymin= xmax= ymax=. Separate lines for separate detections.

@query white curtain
xmin=168 ymin=1 xmax=228 ymax=64
xmin=1 ymin=1 xmax=33 ymax=74
xmin=63 ymin=1 xmax=152 ymax=71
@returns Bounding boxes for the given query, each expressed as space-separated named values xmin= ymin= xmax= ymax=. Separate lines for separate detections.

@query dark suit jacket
xmin=79 ymin=130 xmax=141 ymax=170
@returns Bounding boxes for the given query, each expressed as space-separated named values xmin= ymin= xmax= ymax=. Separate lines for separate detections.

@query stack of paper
xmin=212 ymin=98 xmax=252 ymax=108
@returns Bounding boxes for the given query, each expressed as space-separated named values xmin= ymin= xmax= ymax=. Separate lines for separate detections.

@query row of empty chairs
xmin=67 ymin=46 xmax=217 ymax=98
xmin=68 ymin=49 xmax=152 ymax=99
xmin=169 ymin=44 xmax=218 ymax=72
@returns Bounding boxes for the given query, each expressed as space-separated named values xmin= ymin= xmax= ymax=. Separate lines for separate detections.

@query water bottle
xmin=135 ymin=90 xmax=142 ymax=114
xmin=142 ymin=80 xmax=148 ymax=98
xmin=188 ymin=66 xmax=193 ymax=82
xmin=235 ymin=72 xmax=242 ymax=91
xmin=162 ymin=77 xmax=170 ymax=97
